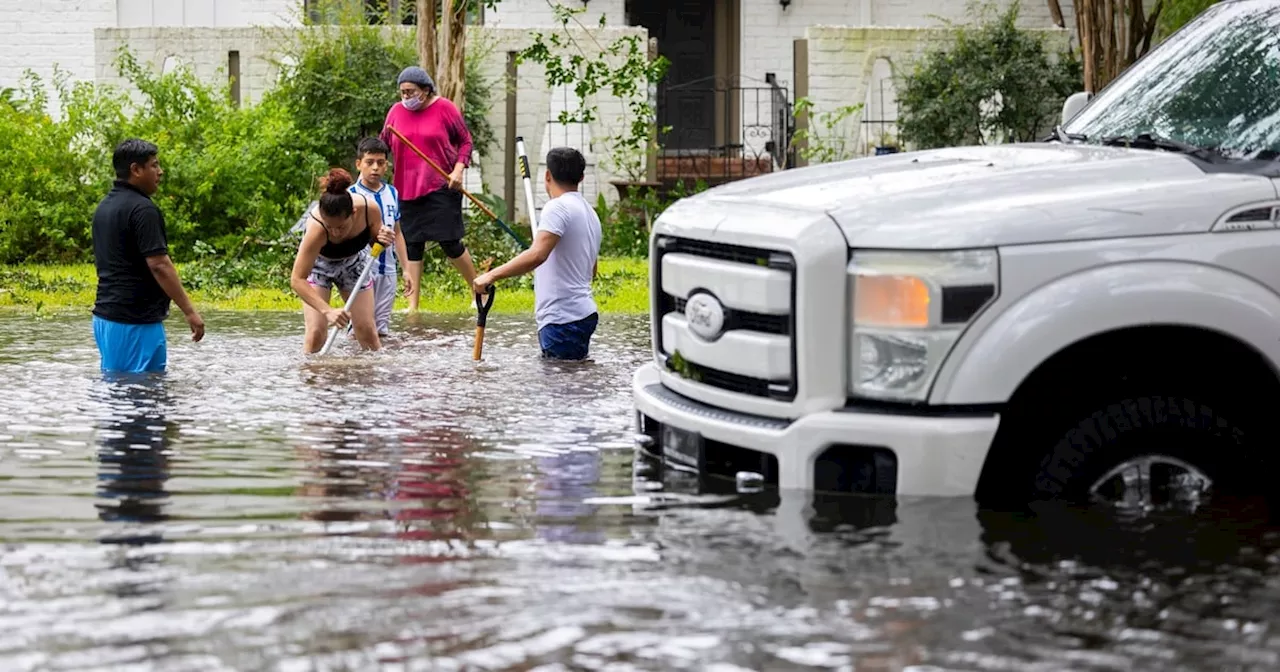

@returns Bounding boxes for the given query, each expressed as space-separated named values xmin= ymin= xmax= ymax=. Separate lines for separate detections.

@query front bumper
xmin=631 ymin=363 xmax=1000 ymax=496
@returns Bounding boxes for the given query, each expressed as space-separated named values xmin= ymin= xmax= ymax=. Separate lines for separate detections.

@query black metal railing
xmin=765 ymin=72 xmax=795 ymax=170
xmin=654 ymin=75 xmax=795 ymax=187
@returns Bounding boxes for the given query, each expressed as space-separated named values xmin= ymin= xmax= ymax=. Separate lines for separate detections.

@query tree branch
xmin=1142 ymin=0 xmax=1165 ymax=55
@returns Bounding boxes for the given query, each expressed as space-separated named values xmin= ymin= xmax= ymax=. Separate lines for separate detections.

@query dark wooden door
xmin=631 ymin=0 xmax=717 ymax=151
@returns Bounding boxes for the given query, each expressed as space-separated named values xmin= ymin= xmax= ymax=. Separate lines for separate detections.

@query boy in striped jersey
xmin=349 ymin=137 xmax=410 ymax=337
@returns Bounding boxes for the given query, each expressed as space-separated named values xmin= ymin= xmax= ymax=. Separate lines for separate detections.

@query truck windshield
xmin=1063 ymin=0 xmax=1280 ymax=161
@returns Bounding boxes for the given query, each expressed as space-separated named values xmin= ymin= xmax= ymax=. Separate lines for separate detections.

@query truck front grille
xmin=670 ymin=297 xmax=790 ymax=336
xmin=653 ymin=235 xmax=797 ymax=401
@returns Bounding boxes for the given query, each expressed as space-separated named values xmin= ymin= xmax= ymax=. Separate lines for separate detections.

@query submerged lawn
xmin=0 ymin=257 xmax=650 ymax=315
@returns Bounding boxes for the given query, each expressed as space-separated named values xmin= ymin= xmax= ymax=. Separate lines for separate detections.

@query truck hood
xmin=688 ymin=143 xmax=1278 ymax=248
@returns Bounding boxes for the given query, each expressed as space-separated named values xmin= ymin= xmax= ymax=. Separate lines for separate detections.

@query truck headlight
xmin=848 ymin=249 xmax=999 ymax=402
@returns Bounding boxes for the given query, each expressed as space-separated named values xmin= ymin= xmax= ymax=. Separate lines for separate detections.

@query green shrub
xmin=0 ymin=70 xmax=122 ymax=263
xmin=1158 ymin=0 xmax=1222 ymax=39
xmin=0 ymin=8 xmax=533 ymax=291
xmin=589 ymin=179 xmax=708 ymax=258
xmin=896 ymin=1 xmax=1082 ymax=150
xmin=0 ymin=49 xmax=325 ymax=277
xmin=109 ymin=50 xmax=326 ymax=261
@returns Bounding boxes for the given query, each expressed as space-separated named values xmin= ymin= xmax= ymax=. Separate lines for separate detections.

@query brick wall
xmin=0 ymin=0 xmax=116 ymax=110
xmin=244 ymin=0 xmax=298 ymax=27
xmin=0 ymin=0 xmax=294 ymax=114
xmin=94 ymin=26 xmax=284 ymax=106
xmin=802 ymin=24 xmax=1073 ymax=154
xmin=477 ymin=0 xmax=633 ymax=219
xmin=93 ymin=24 xmax=650 ymax=224
xmin=485 ymin=0 xmax=625 ymax=28
xmin=115 ymin=0 xmax=294 ymax=27
xmin=741 ymin=0 xmax=1075 ymax=97
xmin=444 ymin=25 xmax=652 ymax=221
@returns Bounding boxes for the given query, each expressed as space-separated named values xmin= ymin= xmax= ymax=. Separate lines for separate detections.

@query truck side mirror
xmin=1061 ymin=91 xmax=1091 ymax=125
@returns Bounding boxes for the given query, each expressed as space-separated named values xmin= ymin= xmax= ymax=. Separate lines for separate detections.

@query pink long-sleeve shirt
xmin=381 ymin=97 xmax=474 ymax=202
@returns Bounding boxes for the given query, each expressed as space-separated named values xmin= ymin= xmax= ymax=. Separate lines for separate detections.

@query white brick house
xmin=0 ymin=0 xmax=294 ymax=109
xmin=488 ymin=0 xmax=1074 ymax=188
xmin=2 ymin=0 xmax=1074 ymax=219
xmin=489 ymin=0 xmax=1072 ymax=102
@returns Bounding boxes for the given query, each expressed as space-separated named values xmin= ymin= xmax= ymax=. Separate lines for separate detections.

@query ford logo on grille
xmin=685 ymin=291 xmax=726 ymax=341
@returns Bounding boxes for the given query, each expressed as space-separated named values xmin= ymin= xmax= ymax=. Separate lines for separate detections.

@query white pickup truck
xmin=632 ymin=0 xmax=1280 ymax=515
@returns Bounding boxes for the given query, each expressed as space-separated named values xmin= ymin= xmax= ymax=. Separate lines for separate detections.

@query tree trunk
xmin=1046 ymin=0 xmax=1065 ymax=27
xmin=1080 ymin=0 xmax=1096 ymax=92
xmin=1106 ymin=0 xmax=1116 ymax=78
xmin=1126 ymin=0 xmax=1142 ymax=63
xmin=417 ymin=0 xmax=438 ymax=80
xmin=1070 ymin=0 xmax=1167 ymax=93
xmin=440 ymin=0 xmax=467 ymax=113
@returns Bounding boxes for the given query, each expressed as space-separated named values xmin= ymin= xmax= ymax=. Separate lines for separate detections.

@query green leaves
xmin=264 ymin=20 xmax=498 ymax=168
xmin=0 ymin=47 xmax=326 ymax=270
xmin=265 ymin=23 xmax=414 ymax=168
xmin=897 ymin=2 xmax=1082 ymax=150
xmin=0 ymin=68 xmax=121 ymax=263
xmin=514 ymin=4 xmax=669 ymax=181
xmin=1158 ymin=0 xmax=1222 ymax=39
xmin=792 ymin=98 xmax=866 ymax=164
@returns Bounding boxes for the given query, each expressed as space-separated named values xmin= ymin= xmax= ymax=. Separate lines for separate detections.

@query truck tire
xmin=1030 ymin=395 xmax=1249 ymax=512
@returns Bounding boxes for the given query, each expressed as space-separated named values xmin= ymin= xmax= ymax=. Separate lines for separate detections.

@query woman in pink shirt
xmin=380 ymin=66 xmax=478 ymax=311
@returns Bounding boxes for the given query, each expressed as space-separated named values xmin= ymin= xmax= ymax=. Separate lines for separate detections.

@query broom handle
xmin=515 ymin=136 xmax=539 ymax=234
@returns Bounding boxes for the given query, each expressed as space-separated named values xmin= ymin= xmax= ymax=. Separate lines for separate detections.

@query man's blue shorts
xmin=93 ymin=315 xmax=167 ymax=373
xmin=538 ymin=312 xmax=598 ymax=361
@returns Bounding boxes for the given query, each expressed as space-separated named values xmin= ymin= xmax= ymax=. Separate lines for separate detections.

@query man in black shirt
xmin=92 ymin=139 xmax=204 ymax=373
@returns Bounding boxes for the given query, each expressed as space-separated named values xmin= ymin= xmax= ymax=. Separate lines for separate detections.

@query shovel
xmin=473 ymin=258 xmax=495 ymax=361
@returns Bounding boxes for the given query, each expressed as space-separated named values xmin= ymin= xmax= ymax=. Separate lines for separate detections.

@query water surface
xmin=1 ymin=310 xmax=1279 ymax=671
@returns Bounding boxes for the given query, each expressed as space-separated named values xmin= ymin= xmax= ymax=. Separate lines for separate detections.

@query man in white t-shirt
xmin=472 ymin=147 xmax=602 ymax=360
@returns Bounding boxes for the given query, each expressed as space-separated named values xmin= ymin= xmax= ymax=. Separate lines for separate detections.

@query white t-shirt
xmin=349 ymin=180 xmax=401 ymax=276
xmin=534 ymin=191 xmax=602 ymax=330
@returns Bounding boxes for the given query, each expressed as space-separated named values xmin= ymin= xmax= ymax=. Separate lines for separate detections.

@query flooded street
xmin=2 ymin=311 xmax=1280 ymax=671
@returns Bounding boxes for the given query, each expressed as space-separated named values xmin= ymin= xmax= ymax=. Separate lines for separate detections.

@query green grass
xmin=0 ymin=257 xmax=650 ymax=315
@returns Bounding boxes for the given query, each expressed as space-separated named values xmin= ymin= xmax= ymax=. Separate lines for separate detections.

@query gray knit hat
xmin=397 ymin=66 xmax=435 ymax=91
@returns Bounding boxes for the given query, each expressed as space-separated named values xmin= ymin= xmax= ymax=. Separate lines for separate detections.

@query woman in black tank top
xmin=314 ymin=210 xmax=372 ymax=259
xmin=290 ymin=168 xmax=395 ymax=354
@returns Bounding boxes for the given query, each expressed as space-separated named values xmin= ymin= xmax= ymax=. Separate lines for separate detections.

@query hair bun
xmin=321 ymin=167 xmax=354 ymax=195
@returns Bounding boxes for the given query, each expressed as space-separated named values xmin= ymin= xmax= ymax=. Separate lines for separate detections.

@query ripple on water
xmin=4 ymin=311 xmax=1280 ymax=670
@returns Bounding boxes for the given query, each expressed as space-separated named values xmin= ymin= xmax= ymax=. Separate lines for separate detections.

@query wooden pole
xmin=645 ymin=36 xmax=660 ymax=186
xmin=504 ymin=51 xmax=518 ymax=226
xmin=793 ymin=38 xmax=809 ymax=168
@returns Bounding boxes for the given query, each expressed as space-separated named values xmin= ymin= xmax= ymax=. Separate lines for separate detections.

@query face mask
xmin=403 ymin=95 xmax=423 ymax=111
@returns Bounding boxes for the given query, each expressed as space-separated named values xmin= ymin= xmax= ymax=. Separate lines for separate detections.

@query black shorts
xmin=401 ymin=188 xmax=464 ymax=249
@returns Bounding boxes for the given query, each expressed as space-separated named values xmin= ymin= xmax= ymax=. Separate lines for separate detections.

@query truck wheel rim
xmin=1088 ymin=455 xmax=1213 ymax=513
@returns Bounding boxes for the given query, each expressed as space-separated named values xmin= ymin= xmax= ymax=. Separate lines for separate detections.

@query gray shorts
xmin=372 ymin=272 xmax=396 ymax=335
xmin=307 ymin=251 xmax=373 ymax=295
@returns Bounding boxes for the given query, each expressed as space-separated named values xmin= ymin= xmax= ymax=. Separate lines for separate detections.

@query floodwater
xmin=2 ymin=311 xmax=1280 ymax=671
